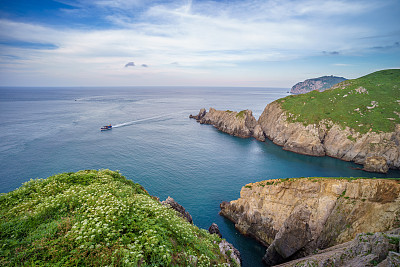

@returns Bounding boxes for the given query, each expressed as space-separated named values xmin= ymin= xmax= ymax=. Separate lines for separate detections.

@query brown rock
xmin=258 ymin=102 xmax=400 ymax=171
xmin=363 ymin=156 xmax=389 ymax=173
xmin=220 ymin=178 xmax=400 ymax=265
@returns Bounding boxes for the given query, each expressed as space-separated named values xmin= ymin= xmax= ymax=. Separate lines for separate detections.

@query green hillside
xmin=0 ymin=170 xmax=230 ymax=266
xmin=281 ymin=69 xmax=400 ymax=134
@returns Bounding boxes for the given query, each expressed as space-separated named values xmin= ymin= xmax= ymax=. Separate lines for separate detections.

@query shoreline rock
xmin=219 ymin=177 xmax=400 ymax=265
xmin=191 ymin=108 xmax=266 ymax=141
xmin=258 ymin=101 xmax=400 ymax=172
xmin=275 ymin=228 xmax=400 ymax=267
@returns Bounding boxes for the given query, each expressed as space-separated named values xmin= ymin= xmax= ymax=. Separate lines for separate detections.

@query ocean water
xmin=1 ymin=86 xmax=399 ymax=266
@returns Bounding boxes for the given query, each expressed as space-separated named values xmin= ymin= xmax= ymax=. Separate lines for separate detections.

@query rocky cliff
xmin=190 ymin=108 xmax=265 ymax=141
xmin=275 ymin=228 xmax=400 ymax=267
xmin=290 ymin=75 xmax=347 ymax=94
xmin=219 ymin=177 xmax=400 ymax=266
xmin=258 ymin=101 xmax=400 ymax=172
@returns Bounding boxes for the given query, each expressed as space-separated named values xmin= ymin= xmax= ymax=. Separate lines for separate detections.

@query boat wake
xmin=112 ymin=113 xmax=179 ymax=128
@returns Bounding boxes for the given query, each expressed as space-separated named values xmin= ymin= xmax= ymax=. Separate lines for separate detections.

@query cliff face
xmin=275 ymin=229 xmax=400 ymax=267
xmin=219 ymin=178 xmax=400 ymax=266
xmin=290 ymin=76 xmax=347 ymax=94
xmin=191 ymin=108 xmax=265 ymax=141
xmin=258 ymin=101 xmax=400 ymax=172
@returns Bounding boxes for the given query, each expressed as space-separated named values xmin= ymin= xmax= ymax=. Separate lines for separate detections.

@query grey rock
xmin=189 ymin=108 xmax=207 ymax=120
xmin=208 ymin=223 xmax=222 ymax=238
xmin=219 ymin=240 xmax=242 ymax=266
xmin=161 ymin=197 xmax=193 ymax=224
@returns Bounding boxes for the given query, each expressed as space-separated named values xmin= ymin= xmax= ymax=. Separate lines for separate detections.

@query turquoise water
xmin=1 ymin=87 xmax=399 ymax=266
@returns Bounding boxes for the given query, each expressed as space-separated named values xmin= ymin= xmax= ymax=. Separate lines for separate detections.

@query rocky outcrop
xmin=208 ymin=223 xmax=222 ymax=238
xmin=189 ymin=108 xmax=206 ymax=121
xmin=364 ymin=156 xmax=390 ymax=173
xmin=208 ymin=223 xmax=242 ymax=266
xmin=275 ymin=229 xmax=400 ymax=267
xmin=290 ymin=75 xmax=347 ymax=94
xmin=219 ymin=178 xmax=400 ymax=265
xmin=191 ymin=108 xmax=266 ymax=141
xmin=258 ymin=101 xmax=400 ymax=172
xmin=162 ymin=197 xmax=193 ymax=224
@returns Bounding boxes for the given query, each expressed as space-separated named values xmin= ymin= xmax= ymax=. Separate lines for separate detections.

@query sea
xmin=1 ymin=86 xmax=400 ymax=266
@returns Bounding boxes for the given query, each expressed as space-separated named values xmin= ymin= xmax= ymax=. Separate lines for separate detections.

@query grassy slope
xmin=0 ymin=170 xmax=228 ymax=266
xmin=281 ymin=69 xmax=400 ymax=134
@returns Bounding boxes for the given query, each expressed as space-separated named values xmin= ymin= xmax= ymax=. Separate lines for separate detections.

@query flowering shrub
xmin=0 ymin=170 xmax=229 ymax=266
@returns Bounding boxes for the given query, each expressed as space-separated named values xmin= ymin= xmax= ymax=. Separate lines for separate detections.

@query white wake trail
xmin=112 ymin=112 xmax=179 ymax=128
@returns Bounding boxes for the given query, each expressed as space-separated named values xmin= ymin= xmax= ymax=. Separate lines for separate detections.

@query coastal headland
xmin=191 ymin=69 xmax=400 ymax=173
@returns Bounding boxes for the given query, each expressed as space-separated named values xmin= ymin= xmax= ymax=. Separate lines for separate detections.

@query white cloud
xmin=0 ymin=0 xmax=398 ymax=86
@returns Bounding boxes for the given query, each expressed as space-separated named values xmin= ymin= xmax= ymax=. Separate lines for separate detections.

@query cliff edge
xmin=259 ymin=69 xmax=400 ymax=173
xmin=219 ymin=177 xmax=400 ymax=266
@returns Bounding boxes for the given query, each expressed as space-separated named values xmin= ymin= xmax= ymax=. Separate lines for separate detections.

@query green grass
xmin=281 ymin=69 xmax=400 ymax=134
xmin=236 ymin=110 xmax=246 ymax=119
xmin=0 ymin=170 xmax=230 ymax=266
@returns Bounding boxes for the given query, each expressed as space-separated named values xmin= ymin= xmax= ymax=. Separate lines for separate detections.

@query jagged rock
xmin=275 ymin=230 xmax=400 ymax=267
xmin=253 ymin=124 xmax=266 ymax=141
xmin=219 ymin=240 xmax=242 ymax=266
xmin=363 ymin=156 xmax=389 ymax=173
xmin=193 ymin=108 xmax=265 ymax=140
xmin=220 ymin=178 xmax=400 ymax=265
xmin=189 ymin=108 xmax=207 ymax=120
xmin=208 ymin=223 xmax=222 ymax=238
xmin=263 ymin=206 xmax=312 ymax=266
xmin=161 ymin=197 xmax=193 ymax=224
xmin=258 ymin=101 xmax=400 ymax=171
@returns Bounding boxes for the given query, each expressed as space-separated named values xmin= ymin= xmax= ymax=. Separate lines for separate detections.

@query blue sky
xmin=0 ymin=0 xmax=399 ymax=87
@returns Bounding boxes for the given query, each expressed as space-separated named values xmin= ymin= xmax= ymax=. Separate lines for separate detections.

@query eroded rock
xmin=363 ymin=156 xmax=389 ymax=173
xmin=220 ymin=178 xmax=400 ymax=265
xmin=161 ymin=197 xmax=193 ymax=224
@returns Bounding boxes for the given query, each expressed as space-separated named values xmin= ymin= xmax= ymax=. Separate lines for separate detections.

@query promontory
xmin=191 ymin=69 xmax=400 ymax=173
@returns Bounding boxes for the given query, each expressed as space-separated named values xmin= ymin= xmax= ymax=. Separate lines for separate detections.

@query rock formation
xmin=275 ymin=228 xmax=400 ymax=267
xmin=208 ymin=223 xmax=242 ymax=266
xmin=219 ymin=177 xmax=400 ymax=266
xmin=161 ymin=196 xmax=193 ymax=224
xmin=290 ymin=75 xmax=347 ymax=94
xmin=191 ymin=108 xmax=265 ymax=141
xmin=258 ymin=101 xmax=400 ymax=172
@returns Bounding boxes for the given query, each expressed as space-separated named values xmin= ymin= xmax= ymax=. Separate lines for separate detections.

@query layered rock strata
xmin=219 ymin=178 xmax=400 ymax=266
xmin=275 ymin=229 xmax=400 ymax=267
xmin=190 ymin=108 xmax=265 ymax=141
xmin=258 ymin=101 xmax=400 ymax=172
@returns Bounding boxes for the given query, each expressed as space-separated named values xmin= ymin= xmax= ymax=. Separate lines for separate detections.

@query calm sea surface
xmin=1 ymin=87 xmax=399 ymax=266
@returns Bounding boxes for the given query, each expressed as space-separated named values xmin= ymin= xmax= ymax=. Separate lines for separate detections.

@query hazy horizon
xmin=1 ymin=0 xmax=399 ymax=87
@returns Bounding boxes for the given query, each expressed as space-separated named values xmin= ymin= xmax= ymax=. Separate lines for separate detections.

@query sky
xmin=0 ymin=0 xmax=399 ymax=87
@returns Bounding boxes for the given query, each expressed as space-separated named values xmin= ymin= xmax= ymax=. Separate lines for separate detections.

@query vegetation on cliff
xmin=281 ymin=69 xmax=400 ymax=134
xmin=0 ymin=170 xmax=230 ymax=266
